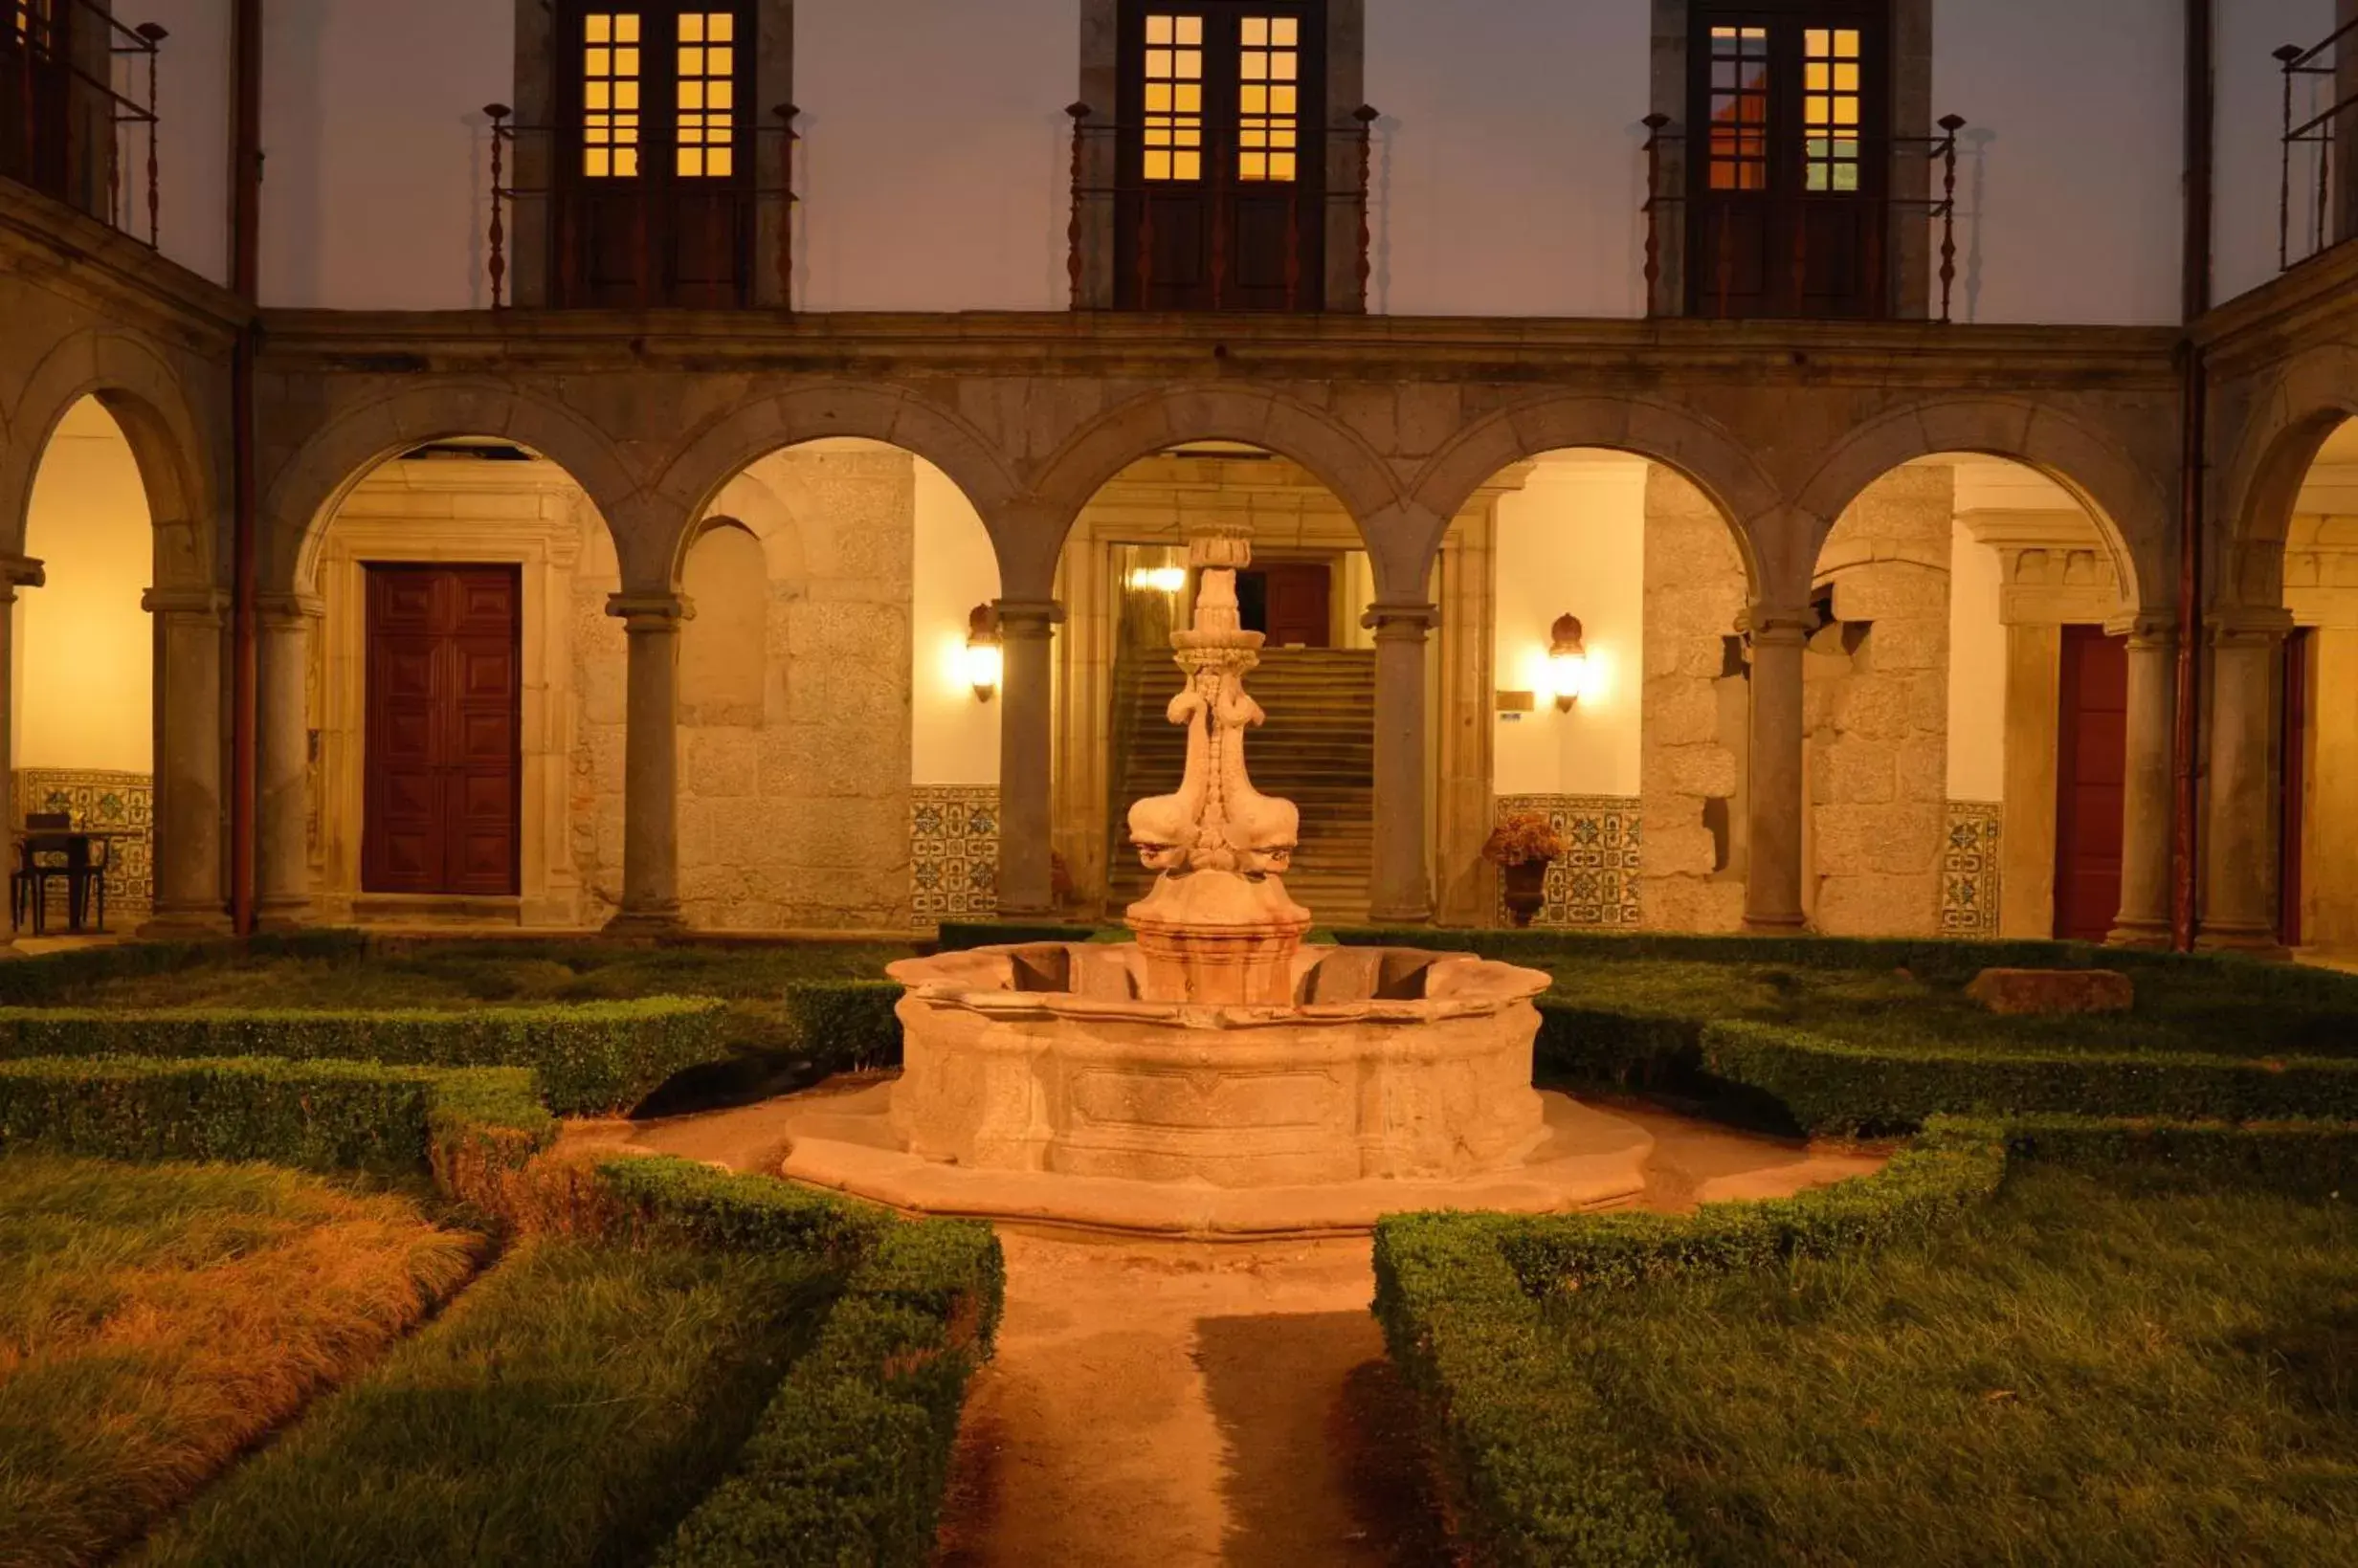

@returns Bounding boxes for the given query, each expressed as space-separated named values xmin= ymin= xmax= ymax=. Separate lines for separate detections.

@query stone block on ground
xmin=1965 ymin=967 xmax=2136 ymax=1015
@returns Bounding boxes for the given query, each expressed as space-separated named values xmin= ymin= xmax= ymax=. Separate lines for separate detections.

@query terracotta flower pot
xmin=1501 ymin=859 xmax=1549 ymax=928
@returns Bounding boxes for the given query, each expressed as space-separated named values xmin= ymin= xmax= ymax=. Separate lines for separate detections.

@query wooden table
xmin=13 ymin=829 xmax=127 ymax=936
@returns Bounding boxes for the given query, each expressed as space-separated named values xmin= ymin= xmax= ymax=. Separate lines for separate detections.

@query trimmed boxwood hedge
xmin=782 ymin=981 xmax=903 ymax=1074
xmin=629 ymin=1166 xmax=1005 ymax=1568
xmin=0 ymin=998 xmax=726 ymax=1115
xmin=0 ymin=1054 xmax=554 ymax=1185
xmin=1372 ymin=1114 xmax=2356 ymax=1568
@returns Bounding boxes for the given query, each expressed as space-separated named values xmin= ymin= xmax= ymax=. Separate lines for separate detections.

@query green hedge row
xmin=647 ymin=1176 xmax=1006 ymax=1568
xmin=1372 ymin=1114 xmax=2354 ymax=1567
xmin=0 ymin=930 xmax=369 ymax=1006
xmin=782 ymin=981 xmax=903 ymax=1074
xmin=0 ymin=998 xmax=726 ymax=1116
xmin=596 ymin=1151 xmax=896 ymax=1262
xmin=0 ymin=1054 xmax=554 ymax=1187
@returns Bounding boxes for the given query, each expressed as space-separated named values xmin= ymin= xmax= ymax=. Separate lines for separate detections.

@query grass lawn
xmin=1536 ymin=956 xmax=2358 ymax=1059
xmin=135 ymin=1236 xmax=835 ymax=1568
xmin=0 ymin=1155 xmax=484 ymax=1568
xmin=1548 ymin=1166 xmax=2358 ymax=1567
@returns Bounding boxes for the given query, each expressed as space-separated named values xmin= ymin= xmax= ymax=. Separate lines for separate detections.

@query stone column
xmin=607 ymin=593 xmax=691 ymax=934
xmin=1745 ymin=610 xmax=1811 ymax=933
xmin=0 ymin=557 xmax=45 ymax=952
xmin=2198 ymin=607 xmax=2293 ymax=954
xmin=141 ymin=588 xmax=234 ymax=935
xmin=1364 ymin=602 xmax=1436 ymax=926
xmin=255 ymin=594 xmax=322 ymax=930
xmin=2107 ymin=616 xmax=2177 ymax=948
xmin=995 ymin=599 xmax=1064 ymax=919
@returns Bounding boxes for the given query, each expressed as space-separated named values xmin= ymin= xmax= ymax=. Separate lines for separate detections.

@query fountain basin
xmin=886 ymin=941 xmax=1551 ymax=1187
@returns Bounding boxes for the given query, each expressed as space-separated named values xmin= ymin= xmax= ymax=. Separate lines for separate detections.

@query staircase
xmin=1107 ymin=648 xmax=1376 ymax=925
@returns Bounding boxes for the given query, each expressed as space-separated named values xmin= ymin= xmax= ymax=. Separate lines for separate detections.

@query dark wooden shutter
xmin=364 ymin=565 xmax=522 ymax=897
xmin=2053 ymin=625 xmax=2127 ymax=943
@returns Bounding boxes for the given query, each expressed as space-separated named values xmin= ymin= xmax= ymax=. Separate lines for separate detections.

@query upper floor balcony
xmin=0 ymin=0 xmax=166 ymax=252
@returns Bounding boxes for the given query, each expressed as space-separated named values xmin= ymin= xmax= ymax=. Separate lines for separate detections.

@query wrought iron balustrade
xmin=1 ymin=0 xmax=165 ymax=247
xmin=1640 ymin=111 xmax=1967 ymax=323
xmin=480 ymin=103 xmax=800 ymax=309
xmin=2277 ymin=17 xmax=2357 ymax=272
xmin=1064 ymin=103 xmax=1378 ymax=313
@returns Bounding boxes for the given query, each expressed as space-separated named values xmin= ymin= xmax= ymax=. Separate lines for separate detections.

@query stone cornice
xmin=0 ymin=181 xmax=249 ymax=344
xmin=253 ymin=308 xmax=2183 ymax=391
xmin=2192 ymin=242 xmax=2358 ymax=373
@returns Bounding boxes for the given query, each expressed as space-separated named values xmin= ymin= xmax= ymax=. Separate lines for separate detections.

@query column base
xmin=256 ymin=897 xmax=318 ymax=934
xmin=993 ymin=904 xmax=1063 ymax=922
xmin=604 ymin=908 xmax=688 ymax=939
xmin=1742 ymin=915 xmax=1810 ymax=936
xmin=138 ymin=908 xmax=235 ymax=939
xmin=1367 ymin=904 xmax=1434 ymax=929
xmin=2194 ymin=926 xmax=2293 ymax=961
xmin=2104 ymin=918 xmax=2174 ymax=951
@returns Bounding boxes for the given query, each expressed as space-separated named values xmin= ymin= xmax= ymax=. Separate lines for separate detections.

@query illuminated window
xmin=582 ymin=12 xmax=642 ymax=178
xmin=1802 ymin=27 xmax=1862 ymax=192
xmin=1143 ymin=14 xmax=1205 ymax=182
xmin=1237 ymin=16 xmax=1300 ymax=183
xmin=1706 ymin=25 xmax=1768 ymax=192
xmin=675 ymin=11 xmax=736 ymax=177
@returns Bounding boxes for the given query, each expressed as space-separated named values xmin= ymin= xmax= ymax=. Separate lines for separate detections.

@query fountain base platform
xmin=775 ymin=1079 xmax=1653 ymax=1239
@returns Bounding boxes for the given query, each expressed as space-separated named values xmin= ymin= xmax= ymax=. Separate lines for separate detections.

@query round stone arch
xmin=1405 ymin=393 xmax=1777 ymax=605
xmin=2213 ymin=344 xmax=2358 ymax=612
xmin=1022 ymin=385 xmax=1408 ymax=590
xmin=1792 ymin=397 xmax=2169 ymax=619
xmin=3 ymin=330 xmax=220 ymax=589
xmin=266 ymin=380 xmax=644 ymax=598
xmin=647 ymin=383 xmax=1022 ymax=592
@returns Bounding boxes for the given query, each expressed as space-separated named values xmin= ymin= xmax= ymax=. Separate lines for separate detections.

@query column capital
xmin=2104 ymin=611 xmax=2177 ymax=649
xmin=2206 ymin=605 xmax=2296 ymax=647
xmin=0 ymin=554 xmax=44 ymax=600
xmin=993 ymin=598 xmax=1066 ymax=637
xmin=1361 ymin=602 xmax=1438 ymax=642
xmin=256 ymin=591 xmax=325 ymax=629
xmin=607 ymin=591 xmax=694 ymax=632
xmin=1741 ymin=602 xmax=1814 ymax=645
xmin=142 ymin=586 xmax=230 ymax=621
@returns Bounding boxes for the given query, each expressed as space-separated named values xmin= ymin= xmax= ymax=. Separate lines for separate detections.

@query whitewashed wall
xmin=205 ymin=0 xmax=2230 ymax=324
xmin=1946 ymin=519 xmax=2007 ymax=801
xmin=910 ymin=459 xmax=1003 ymax=785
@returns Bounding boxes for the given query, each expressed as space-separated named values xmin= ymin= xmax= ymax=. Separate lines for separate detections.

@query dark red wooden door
xmin=2053 ymin=625 xmax=2127 ymax=942
xmin=364 ymin=565 xmax=522 ymax=896
xmin=1259 ymin=563 xmax=1332 ymax=647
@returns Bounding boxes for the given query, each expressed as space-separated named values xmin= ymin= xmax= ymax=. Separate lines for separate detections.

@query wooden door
xmin=2281 ymin=628 xmax=2312 ymax=947
xmin=1258 ymin=563 xmax=1332 ymax=647
xmin=553 ymin=3 xmax=752 ymax=308
xmin=364 ymin=565 xmax=522 ymax=896
xmin=1688 ymin=1 xmax=1890 ymax=320
xmin=0 ymin=0 xmax=75 ymax=200
xmin=2053 ymin=626 xmax=2127 ymax=942
xmin=1115 ymin=1 xmax=1328 ymax=310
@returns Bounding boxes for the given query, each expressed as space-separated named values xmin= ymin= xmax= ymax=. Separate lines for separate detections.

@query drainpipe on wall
xmin=2172 ymin=0 xmax=2213 ymax=951
xmin=229 ymin=0 xmax=262 ymax=933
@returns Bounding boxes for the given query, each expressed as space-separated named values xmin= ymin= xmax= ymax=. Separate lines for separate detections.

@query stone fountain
xmin=778 ymin=534 xmax=1654 ymax=1235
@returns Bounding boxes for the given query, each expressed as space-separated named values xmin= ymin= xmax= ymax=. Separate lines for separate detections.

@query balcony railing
xmin=2277 ymin=17 xmax=2357 ymax=272
xmin=1 ymin=0 xmax=165 ymax=247
xmin=1064 ymin=104 xmax=1379 ymax=312
xmin=480 ymin=103 xmax=801 ymax=309
xmin=1640 ymin=113 xmax=1968 ymax=323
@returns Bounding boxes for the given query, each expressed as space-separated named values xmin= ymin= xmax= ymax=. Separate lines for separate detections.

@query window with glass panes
xmin=1687 ymin=1 xmax=1890 ymax=320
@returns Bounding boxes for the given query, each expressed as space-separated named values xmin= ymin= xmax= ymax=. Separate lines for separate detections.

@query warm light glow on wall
xmin=1127 ymin=565 xmax=1189 ymax=594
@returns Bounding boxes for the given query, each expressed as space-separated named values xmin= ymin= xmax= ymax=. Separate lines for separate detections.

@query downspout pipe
xmin=2172 ymin=0 xmax=2213 ymax=951
xmin=229 ymin=0 xmax=261 ymax=934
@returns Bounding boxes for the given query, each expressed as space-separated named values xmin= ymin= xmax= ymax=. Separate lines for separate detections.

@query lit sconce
xmin=1546 ymin=614 xmax=1589 ymax=713
xmin=963 ymin=605 xmax=1003 ymax=702
xmin=1126 ymin=565 xmax=1189 ymax=594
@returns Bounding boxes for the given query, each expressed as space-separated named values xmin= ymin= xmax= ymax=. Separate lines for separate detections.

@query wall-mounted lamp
xmin=964 ymin=605 xmax=1003 ymax=702
xmin=1546 ymin=614 xmax=1588 ymax=712
xmin=1126 ymin=565 xmax=1189 ymax=594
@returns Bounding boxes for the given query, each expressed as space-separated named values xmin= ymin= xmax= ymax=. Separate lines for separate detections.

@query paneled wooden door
xmin=1255 ymin=562 xmax=1332 ymax=647
xmin=2053 ymin=625 xmax=2127 ymax=942
xmin=363 ymin=565 xmax=523 ymax=897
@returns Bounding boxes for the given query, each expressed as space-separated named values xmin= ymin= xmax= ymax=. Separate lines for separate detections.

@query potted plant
xmin=1482 ymin=812 xmax=1568 ymax=928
